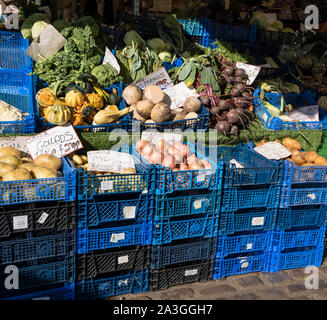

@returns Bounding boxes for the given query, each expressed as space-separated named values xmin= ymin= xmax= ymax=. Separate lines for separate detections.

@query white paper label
xmin=13 ymin=215 xmax=28 ymax=230
xmin=123 ymin=206 xmax=136 ymax=219
xmin=37 ymin=212 xmax=49 ymax=224
xmin=141 ymin=131 xmax=183 ymax=145
xmin=103 ymin=47 xmax=120 ymax=74
xmin=236 ymin=62 xmax=261 ymax=85
xmin=185 ymin=269 xmax=198 ymax=276
xmin=197 ymin=173 xmax=206 ymax=182
xmin=262 ymin=113 xmax=269 ymax=123
xmin=193 ymin=200 xmax=203 ymax=210
xmin=308 ymin=193 xmax=316 ymax=200
xmin=118 ymin=279 xmax=129 ymax=286
xmin=0 ymin=136 xmax=30 ymax=154
xmin=163 ymin=82 xmax=199 ymax=110
xmin=87 ymin=151 xmax=135 ymax=173
xmin=254 ymin=142 xmax=291 ymax=160
xmin=241 ymin=261 xmax=249 ymax=269
xmin=289 ymin=105 xmax=319 ymax=122
xmin=100 ymin=180 xmax=114 ymax=191
xmin=246 ymin=243 xmax=253 ymax=250
xmin=230 ymin=159 xmax=244 ymax=168
xmin=118 ymin=255 xmax=129 ymax=264
xmin=25 ymin=124 xmax=83 ymax=159
xmin=110 ymin=233 xmax=125 ymax=243
xmin=252 ymin=217 xmax=265 ymax=226
xmin=134 ymin=67 xmax=173 ymax=90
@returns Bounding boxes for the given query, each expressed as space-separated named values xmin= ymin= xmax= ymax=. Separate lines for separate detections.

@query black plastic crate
xmin=150 ymin=260 xmax=213 ymax=292
xmin=0 ymin=201 xmax=76 ymax=239
xmin=76 ymin=245 xmax=151 ymax=280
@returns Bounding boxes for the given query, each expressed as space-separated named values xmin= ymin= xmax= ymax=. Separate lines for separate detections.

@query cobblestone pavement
xmin=109 ymin=258 xmax=327 ymax=300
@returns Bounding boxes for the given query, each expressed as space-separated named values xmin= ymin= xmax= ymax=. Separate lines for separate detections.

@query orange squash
xmin=85 ymin=93 xmax=104 ymax=110
xmin=65 ymin=90 xmax=85 ymax=108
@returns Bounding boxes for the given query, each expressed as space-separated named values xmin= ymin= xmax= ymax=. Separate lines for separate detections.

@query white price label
xmin=193 ymin=200 xmax=203 ymax=210
xmin=230 ymin=159 xmax=244 ymax=168
xmin=0 ymin=136 xmax=30 ymax=154
xmin=163 ymin=82 xmax=199 ymax=110
xmin=254 ymin=142 xmax=291 ymax=161
xmin=236 ymin=62 xmax=261 ymax=85
xmin=118 ymin=255 xmax=129 ymax=264
xmin=252 ymin=217 xmax=264 ymax=226
xmin=185 ymin=269 xmax=198 ymax=276
xmin=141 ymin=131 xmax=182 ymax=145
xmin=289 ymin=105 xmax=319 ymax=122
xmin=123 ymin=206 xmax=136 ymax=219
xmin=110 ymin=233 xmax=125 ymax=243
xmin=262 ymin=113 xmax=269 ymax=123
xmin=13 ymin=215 xmax=28 ymax=230
xmin=246 ymin=243 xmax=253 ymax=250
xmin=37 ymin=212 xmax=49 ymax=224
xmin=308 ymin=193 xmax=316 ymax=200
xmin=100 ymin=180 xmax=114 ymax=191
xmin=103 ymin=47 xmax=120 ymax=74
xmin=134 ymin=67 xmax=173 ymax=90
xmin=241 ymin=261 xmax=249 ymax=269
xmin=25 ymin=124 xmax=83 ymax=159
xmin=197 ymin=174 xmax=206 ymax=182
xmin=87 ymin=150 xmax=135 ymax=173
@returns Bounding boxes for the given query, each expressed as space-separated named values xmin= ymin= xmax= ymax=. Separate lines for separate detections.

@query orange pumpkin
xmin=85 ymin=93 xmax=104 ymax=110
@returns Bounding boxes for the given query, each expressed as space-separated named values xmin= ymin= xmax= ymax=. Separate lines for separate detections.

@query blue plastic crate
xmin=4 ymin=283 xmax=75 ymax=300
xmin=221 ymin=185 xmax=280 ymax=212
xmin=269 ymin=246 xmax=324 ymax=272
xmin=216 ymin=231 xmax=272 ymax=258
xmin=256 ymin=27 xmax=295 ymax=45
xmin=77 ymin=221 xmax=152 ymax=254
xmin=0 ymin=256 xmax=75 ymax=298
xmin=154 ymin=191 xmax=220 ymax=220
xmin=0 ymin=31 xmax=32 ymax=70
xmin=213 ymin=251 xmax=270 ymax=279
xmin=280 ymin=185 xmax=327 ymax=208
xmin=78 ymin=194 xmax=154 ymax=228
xmin=0 ymin=70 xmax=35 ymax=133
xmin=0 ymin=230 xmax=75 ymax=264
xmin=219 ymin=207 xmax=277 ymax=235
xmin=162 ymin=57 xmax=183 ymax=73
xmin=76 ymin=270 xmax=148 ymax=299
xmin=254 ymin=88 xmax=327 ymax=130
xmin=271 ymin=227 xmax=326 ymax=251
xmin=152 ymin=213 xmax=218 ymax=245
xmin=276 ymin=205 xmax=327 ymax=230
xmin=35 ymin=80 xmax=129 ymax=133
xmin=134 ymin=142 xmax=223 ymax=195
xmin=151 ymin=238 xmax=217 ymax=269
xmin=0 ymin=157 xmax=76 ymax=206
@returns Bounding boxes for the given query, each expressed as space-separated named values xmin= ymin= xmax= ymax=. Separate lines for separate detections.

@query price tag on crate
xmin=236 ymin=62 xmax=261 ymax=85
xmin=134 ymin=67 xmax=173 ymax=90
xmin=185 ymin=269 xmax=198 ymax=276
xmin=254 ymin=141 xmax=291 ymax=161
xmin=141 ymin=131 xmax=182 ymax=145
xmin=193 ymin=199 xmax=203 ymax=210
xmin=103 ymin=47 xmax=120 ymax=74
xmin=163 ymin=82 xmax=199 ymax=110
xmin=13 ymin=215 xmax=28 ymax=230
xmin=118 ymin=255 xmax=129 ymax=264
xmin=252 ymin=216 xmax=264 ymax=226
xmin=110 ymin=233 xmax=125 ymax=243
xmin=100 ymin=180 xmax=114 ymax=191
xmin=25 ymin=124 xmax=83 ymax=159
xmin=87 ymin=150 xmax=135 ymax=173
xmin=289 ymin=105 xmax=319 ymax=122
xmin=0 ymin=136 xmax=30 ymax=155
xmin=229 ymin=159 xmax=244 ymax=168
xmin=123 ymin=206 xmax=136 ymax=219
xmin=37 ymin=212 xmax=49 ymax=224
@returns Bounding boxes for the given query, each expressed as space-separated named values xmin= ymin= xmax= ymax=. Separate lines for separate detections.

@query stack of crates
xmin=0 ymin=159 xmax=77 ymax=300
xmin=212 ymin=144 xmax=283 ymax=279
xmin=74 ymin=150 xmax=153 ymax=300
xmin=148 ymin=143 xmax=223 ymax=292
xmin=0 ymin=31 xmax=35 ymax=133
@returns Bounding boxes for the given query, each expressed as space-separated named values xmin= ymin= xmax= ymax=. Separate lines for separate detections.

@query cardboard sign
xmin=0 ymin=136 xmax=30 ymax=154
xmin=141 ymin=131 xmax=183 ymax=145
xmin=87 ymin=150 xmax=135 ymax=173
xmin=103 ymin=47 xmax=120 ymax=74
xmin=289 ymin=105 xmax=319 ymax=122
xmin=163 ymin=82 xmax=199 ymax=110
xmin=236 ymin=62 xmax=261 ymax=85
xmin=254 ymin=142 xmax=291 ymax=161
xmin=25 ymin=124 xmax=83 ymax=159
xmin=134 ymin=67 xmax=173 ymax=90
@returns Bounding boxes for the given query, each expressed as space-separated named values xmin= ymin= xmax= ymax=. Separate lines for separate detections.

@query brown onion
xmin=162 ymin=156 xmax=176 ymax=170
xmin=136 ymin=140 xmax=150 ymax=153
xmin=201 ymin=159 xmax=212 ymax=170
xmin=180 ymin=163 xmax=189 ymax=171
xmin=141 ymin=143 xmax=155 ymax=158
xmin=149 ymin=151 xmax=162 ymax=164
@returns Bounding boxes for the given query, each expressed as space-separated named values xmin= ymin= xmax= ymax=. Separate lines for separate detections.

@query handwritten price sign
xmin=25 ymin=124 xmax=83 ymax=159
xmin=134 ymin=67 xmax=173 ymax=90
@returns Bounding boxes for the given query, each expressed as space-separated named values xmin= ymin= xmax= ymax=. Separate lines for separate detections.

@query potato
xmin=314 ymin=156 xmax=327 ymax=166
xmin=72 ymin=155 xmax=83 ymax=166
xmin=133 ymin=109 xmax=147 ymax=122
xmin=303 ymin=151 xmax=319 ymax=163
xmin=30 ymin=166 xmax=59 ymax=179
xmin=291 ymin=152 xmax=306 ymax=166
xmin=2 ymin=168 xmax=32 ymax=181
xmin=183 ymin=96 xmax=201 ymax=113
xmin=21 ymin=157 xmax=34 ymax=164
xmin=282 ymin=138 xmax=302 ymax=152
xmin=123 ymin=168 xmax=136 ymax=174
xmin=0 ymin=155 xmax=21 ymax=167
xmin=171 ymin=108 xmax=184 ymax=116
xmin=34 ymin=154 xmax=63 ymax=170
xmin=0 ymin=162 xmax=16 ymax=177
xmin=184 ymin=112 xmax=198 ymax=120
xmin=173 ymin=112 xmax=187 ymax=121
xmin=81 ymin=155 xmax=88 ymax=164
xmin=129 ymin=104 xmax=136 ymax=113
xmin=122 ymin=85 xmax=143 ymax=105
xmin=143 ymin=85 xmax=165 ymax=104
xmin=145 ymin=119 xmax=156 ymax=124
xmin=151 ymin=103 xmax=171 ymax=122
xmin=0 ymin=147 xmax=21 ymax=158
xmin=18 ymin=163 xmax=37 ymax=172
xmin=136 ymin=100 xmax=154 ymax=118
xmin=302 ymin=162 xmax=316 ymax=166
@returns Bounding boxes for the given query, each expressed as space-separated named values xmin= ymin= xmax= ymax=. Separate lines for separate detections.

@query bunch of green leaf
xmin=91 ymin=63 xmax=123 ymax=88
xmin=77 ymin=16 xmax=100 ymax=38
xmin=53 ymin=19 xmax=71 ymax=32
xmin=21 ymin=13 xmax=49 ymax=39
xmin=212 ymin=40 xmax=250 ymax=65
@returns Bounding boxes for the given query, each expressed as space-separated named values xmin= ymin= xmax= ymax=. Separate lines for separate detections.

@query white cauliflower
xmin=0 ymin=100 xmax=25 ymax=121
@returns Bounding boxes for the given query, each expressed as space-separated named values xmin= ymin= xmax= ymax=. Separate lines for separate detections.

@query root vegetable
xmin=0 ymin=147 xmax=21 ymax=158
xmin=210 ymin=106 xmax=220 ymax=116
xmin=235 ymin=69 xmax=246 ymax=77
xmin=189 ymin=162 xmax=204 ymax=170
xmin=314 ymin=156 xmax=327 ymax=166
xmin=136 ymin=140 xmax=150 ymax=153
xmin=18 ymin=163 xmax=37 ymax=172
xmin=133 ymin=109 xmax=147 ymax=122
xmin=291 ymin=151 xmax=306 ymax=166
xmin=149 ymin=151 xmax=163 ymax=164
xmin=21 ymin=157 xmax=33 ymax=164
xmin=215 ymin=121 xmax=231 ymax=135
xmin=183 ymin=97 xmax=201 ymax=113
xmin=168 ymin=146 xmax=183 ymax=164
xmin=136 ymin=100 xmax=154 ymax=118
xmin=123 ymin=168 xmax=137 ymax=174
xmin=303 ymin=151 xmax=319 ymax=163
xmin=302 ymin=162 xmax=316 ymax=166
xmin=182 ymin=145 xmax=191 ymax=158
xmin=282 ymin=138 xmax=302 ymax=152
xmin=145 ymin=119 xmax=156 ymax=124
xmin=0 ymin=155 xmax=21 ymax=167
xmin=184 ymin=112 xmax=198 ymax=119
xmin=2 ymin=168 xmax=31 ymax=181
xmin=129 ymin=104 xmax=136 ymax=113
xmin=171 ymin=108 xmax=184 ymax=115
xmin=200 ymin=95 xmax=210 ymax=106
xmin=224 ymin=67 xmax=234 ymax=76
xmin=31 ymin=166 xmax=59 ymax=179
xmin=218 ymin=100 xmax=231 ymax=111
xmin=173 ymin=113 xmax=187 ymax=121
xmin=234 ymin=83 xmax=246 ymax=93
xmin=230 ymin=88 xmax=241 ymax=97
xmin=141 ymin=143 xmax=155 ymax=158
xmin=162 ymin=155 xmax=176 ymax=170
xmin=155 ymin=139 xmax=169 ymax=154
xmin=230 ymin=125 xmax=239 ymax=135
xmin=34 ymin=154 xmax=62 ymax=170
xmin=180 ymin=163 xmax=189 ymax=171
xmin=143 ymin=85 xmax=165 ymax=104
xmin=151 ymin=103 xmax=171 ymax=122
xmin=227 ymin=109 xmax=240 ymax=124
xmin=0 ymin=162 xmax=16 ymax=177
xmin=201 ymin=159 xmax=212 ymax=170
xmin=122 ymin=85 xmax=143 ymax=105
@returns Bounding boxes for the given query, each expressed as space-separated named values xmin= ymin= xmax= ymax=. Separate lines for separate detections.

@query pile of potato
xmin=0 ymin=147 xmax=63 ymax=182
xmin=135 ymin=139 xmax=212 ymax=171
xmin=123 ymin=84 xmax=202 ymax=123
